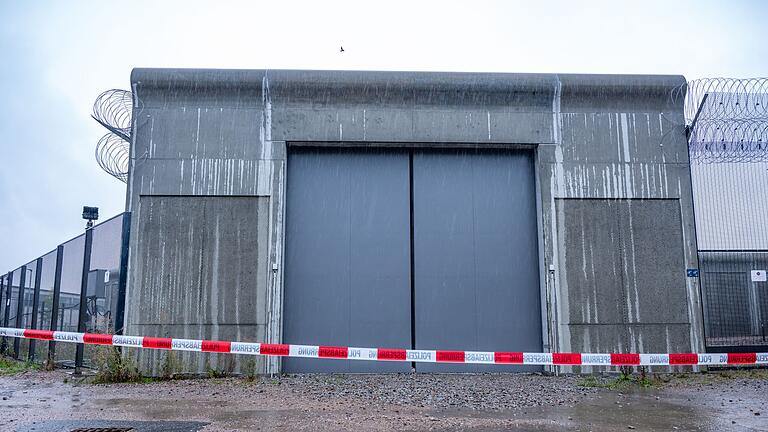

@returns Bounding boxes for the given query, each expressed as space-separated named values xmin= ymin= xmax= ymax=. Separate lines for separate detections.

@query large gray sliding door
xmin=284 ymin=147 xmax=542 ymax=373
xmin=412 ymin=149 xmax=542 ymax=372
xmin=283 ymin=148 xmax=412 ymax=373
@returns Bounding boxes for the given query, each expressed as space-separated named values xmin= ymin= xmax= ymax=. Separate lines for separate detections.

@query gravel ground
xmin=281 ymin=373 xmax=599 ymax=410
xmin=1 ymin=368 xmax=767 ymax=431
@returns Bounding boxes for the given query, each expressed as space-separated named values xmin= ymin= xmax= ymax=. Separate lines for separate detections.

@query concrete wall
xmin=126 ymin=69 xmax=701 ymax=374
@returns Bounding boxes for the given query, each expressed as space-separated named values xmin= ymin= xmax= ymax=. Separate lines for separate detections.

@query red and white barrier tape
xmin=2 ymin=327 xmax=766 ymax=366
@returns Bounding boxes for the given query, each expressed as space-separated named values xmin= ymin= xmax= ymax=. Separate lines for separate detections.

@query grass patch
xmin=0 ymin=357 xmax=40 ymax=376
xmin=680 ymin=367 xmax=768 ymax=385
xmin=578 ymin=375 xmax=603 ymax=388
xmin=206 ymin=367 xmax=228 ymax=379
xmin=161 ymin=351 xmax=181 ymax=379
xmin=92 ymin=346 xmax=144 ymax=384
xmin=579 ymin=372 xmax=661 ymax=390
xmin=242 ymin=359 xmax=257 ymax=382
xmin=713 ymin=368 xmax=768 ymax=380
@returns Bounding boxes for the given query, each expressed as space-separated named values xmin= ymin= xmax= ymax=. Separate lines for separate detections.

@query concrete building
xmin=124 ymin=69 xmax=702 ymax=375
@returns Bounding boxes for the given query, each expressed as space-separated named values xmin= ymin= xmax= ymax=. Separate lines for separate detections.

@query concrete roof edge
xmin=132 ymin=68 xmax=684 ymax=90
xmin=129 ymin=68 xmax=686 ymax=110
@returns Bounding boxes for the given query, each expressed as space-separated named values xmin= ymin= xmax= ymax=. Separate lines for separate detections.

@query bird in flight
xmin=340 ymin=46 xmax=345 ymax=53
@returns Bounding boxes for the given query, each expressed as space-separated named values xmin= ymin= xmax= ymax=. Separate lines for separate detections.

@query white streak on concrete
xmin=257 ymin=160 xmax=273 ymax=196
xmin=646 ymin=113 xmax=652 ymax=137
xmin=487 ymin=111 xmax=491 ymax=140
xmin=554 ymin=146 xmax=565 ymax=196
xmin=195 ymin=108 xmax=201 ymax=157
xmin=621 ymin=113 xmax=631 ymax=162
xmin=624 ymin=164 xmax=633 ymax=198
xmin=552 ymin=76 xmax=562 ymax=145
xmin=211 ymin=213 xmax=220 ymax=338
xmin=261 ymin=75 xmax=273 ymax=160
xmin=148 ymin=117 xmax=155 ymax=158
xmin=626 ymin=201 xmax=640 ymax=322
xmin=179 ymin=159 xmax=184 ymax=194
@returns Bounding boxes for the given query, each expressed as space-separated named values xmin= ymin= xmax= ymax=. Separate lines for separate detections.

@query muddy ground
xmin=1 ymin=367 xmax=767 ymax=431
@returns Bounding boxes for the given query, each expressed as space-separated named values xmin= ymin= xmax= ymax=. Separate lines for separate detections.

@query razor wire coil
xmin=675 ymin=78 xmax=768 ymax=164
xmin=92 ymin=89 xmax=134 ymax=182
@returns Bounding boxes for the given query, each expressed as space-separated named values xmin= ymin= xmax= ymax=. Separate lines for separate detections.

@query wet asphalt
xmin=1 ymin=369 xmax=766 ymax=431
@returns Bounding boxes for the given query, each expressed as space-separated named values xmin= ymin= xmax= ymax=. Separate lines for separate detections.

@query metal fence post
xmin=114 ymin=212 xmax=131 ymax=336
xmin=28 ymin=258 xmax=43 ymax=362
xmin=0 ymin=275 xmax=5 ymax=353
xmin=74 ymin=227 xmax=94 ymax=374
xmin=47 ymin=245 xmax=64 ymax=367
xmin=13 ymin=266 xmax=26 ymax=359
xmin=1 ymin=271 xmax=11 ymax=354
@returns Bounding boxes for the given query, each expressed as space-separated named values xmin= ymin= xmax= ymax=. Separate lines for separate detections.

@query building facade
xmin=124 ymin=69 xmax=702 ymax=374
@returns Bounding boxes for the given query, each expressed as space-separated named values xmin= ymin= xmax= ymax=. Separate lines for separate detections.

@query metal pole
xmin=683 ymin=99 xmax=709 ymax=354
xmin=47 ymin=245 xmax=63 ymax=368
xmin=13 ymin=266 xmax=26 ymax=360
xmin=0 ymin=275 xmax=4 ymax=353
xmin=113 ymin=212 xmax=131 ymax=336
xmin=1 ymin=271 xmax=13 ymax=354
xmin=686 ymin=93 xmax=709 ymax=140
xmin=74 ymin=228 xmax=94 ymax=375
xmin=28 ymin=258 xmax=43 ymax=362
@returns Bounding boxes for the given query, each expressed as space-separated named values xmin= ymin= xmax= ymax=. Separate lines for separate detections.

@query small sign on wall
xmin=687 ymin=269 xmax=699 ymax=278
xmin=752 ymin=270 xmax=767 ymax=282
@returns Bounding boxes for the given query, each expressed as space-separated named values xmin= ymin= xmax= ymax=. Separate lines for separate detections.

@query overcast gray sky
xmin=0 ymin=0 xmax=767 ymax=270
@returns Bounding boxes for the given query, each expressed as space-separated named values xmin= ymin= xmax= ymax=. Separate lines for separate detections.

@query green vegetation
xmin=0 ymin=357 xmax=40 ymax=376
xmin=691 ymin=368 xmax=768 ymax=384
xmin=242 ymin=359 xmax=257 ymax=382
xmin=579 ymin=374 xmax=659 ymax=390
xmin=92 ymin=346 xmax=144 ymax=384
xmin=579 ymin=367 xmax=660 ymax=390
xmin=206 ymin=365 xmax=228 ymax=379
xmin=579 ymin=367 xmax=768 ymax=391
xmin=161 ymin=351 xmax=180 ymax=379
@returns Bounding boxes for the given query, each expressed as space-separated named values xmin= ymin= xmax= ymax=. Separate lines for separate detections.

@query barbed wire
xmin=92 ymin=89 xmax=135 ymax=183
xmin=95 ymin=132 xmax=130 ymax=182
xmin=674 ymin=78 xmax=768 ymax=124
xmin=688 ymin=118 xmax=768 ymax=163
xmin=89 ymin=81 xmax=767 ymax=174
xmin=673 ymin=78 xmax=768 ymax=164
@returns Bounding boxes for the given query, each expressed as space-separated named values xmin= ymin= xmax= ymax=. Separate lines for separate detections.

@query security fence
xmin=682 ymin=78 xmax=768 ymax=352
xmin=0 ymin=212 xmax=130 ymax=368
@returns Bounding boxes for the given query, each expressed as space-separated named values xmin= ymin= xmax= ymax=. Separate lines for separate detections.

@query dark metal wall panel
xmin=412 ymin=149 xmax=542 ymax=372
xmin=0 ymin=276 xmax=4 ymax=325
xmin=283 ymin=148 xmax=412 ymax=373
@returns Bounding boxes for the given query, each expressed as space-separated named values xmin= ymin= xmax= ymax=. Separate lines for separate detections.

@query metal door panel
xmin=413 ymin=149 xmax=542 ymax=372
xmin=283 ymin=148 xmax=412 ymax=372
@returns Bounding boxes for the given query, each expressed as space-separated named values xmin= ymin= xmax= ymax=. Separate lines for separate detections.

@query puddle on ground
xmin=429 ymin=390 xmax=761 ymax=431
xmin=89 ymin=397 xmax=310 ymax=429
xmin=5 ymin=373 xmax=767 ymax=431
xmin=15 ymin=420 xmax=207 ymax=432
